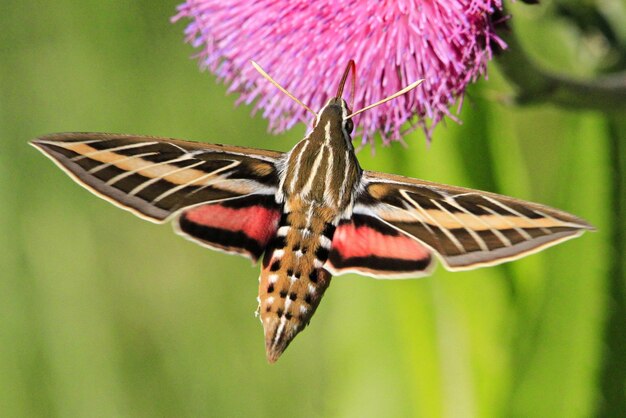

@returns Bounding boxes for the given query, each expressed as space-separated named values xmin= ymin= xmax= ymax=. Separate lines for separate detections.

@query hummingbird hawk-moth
xmin=31 ymin=61 xmax=594 ymax=362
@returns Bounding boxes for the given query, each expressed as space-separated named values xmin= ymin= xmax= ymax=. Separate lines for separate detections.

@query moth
xmin=31 ymin=61 xmax=594 ymax=362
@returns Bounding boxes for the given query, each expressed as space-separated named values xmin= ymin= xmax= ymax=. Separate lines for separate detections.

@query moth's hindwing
xmin=175 ymin=194 xmax=281 ymax=262
xmin=31 ymin=133 xmax=283 ymax=222
xmin=327 ymin=213 xmax=435 ymax=279
xmin=357 ymin=171 xmax=595 ymax=271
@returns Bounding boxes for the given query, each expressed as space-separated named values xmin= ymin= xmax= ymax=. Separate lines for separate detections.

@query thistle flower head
xmin=174 ymin=0 xmax=504 ymax=146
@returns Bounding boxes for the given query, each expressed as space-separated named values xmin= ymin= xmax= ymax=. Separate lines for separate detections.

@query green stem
xmin=597 ymin=116 xmax=626 ymax=418
xmin=494 ymin=22 xmax=626 ymax=112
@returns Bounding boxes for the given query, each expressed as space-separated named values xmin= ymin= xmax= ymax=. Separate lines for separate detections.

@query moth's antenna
xmin=344 ymin=79 xmax=424 ymax=120
xmin=251 ymin=61 xmax=317 ymax=117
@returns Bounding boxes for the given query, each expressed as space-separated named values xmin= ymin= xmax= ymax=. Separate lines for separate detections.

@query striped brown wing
xmin=31 ymin=132 xmax=283 ymax=222
xmin=355 ymin=171 xmax=595 ymax=271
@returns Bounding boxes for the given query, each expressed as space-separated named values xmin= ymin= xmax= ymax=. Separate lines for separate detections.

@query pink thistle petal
xmin=173 ymin=0 xmax=504 ymax=146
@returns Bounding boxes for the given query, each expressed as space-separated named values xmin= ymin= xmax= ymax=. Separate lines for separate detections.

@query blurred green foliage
xmin=0 ymin=1 xmax=620 ymax=417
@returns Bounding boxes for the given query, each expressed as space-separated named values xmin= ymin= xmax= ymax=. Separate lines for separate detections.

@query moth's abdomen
xmin=258 ymin=200 xmax=336 ymax=362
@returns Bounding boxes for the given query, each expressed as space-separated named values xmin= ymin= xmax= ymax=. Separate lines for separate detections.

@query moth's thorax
xmin=278 ymin=99 xmax=362 ymax=213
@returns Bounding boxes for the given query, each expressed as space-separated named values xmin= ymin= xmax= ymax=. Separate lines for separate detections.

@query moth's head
xmin=318 ymin=97 xmax=354 ymax=135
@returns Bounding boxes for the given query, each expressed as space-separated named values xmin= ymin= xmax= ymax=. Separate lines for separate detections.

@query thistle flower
xmin=173 ymin=0 xmax=504 ymax=145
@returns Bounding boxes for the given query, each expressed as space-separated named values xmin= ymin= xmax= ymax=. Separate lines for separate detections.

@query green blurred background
xmin=1 ymin=1 xmax=623 ymax=417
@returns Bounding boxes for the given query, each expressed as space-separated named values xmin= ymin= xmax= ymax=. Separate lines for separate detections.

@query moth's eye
xmin=344 ymin=118 xmax=354 ymax=134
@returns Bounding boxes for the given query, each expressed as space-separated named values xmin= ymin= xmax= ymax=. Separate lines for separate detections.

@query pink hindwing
xmin=327 ymin=214 xmax=434 ymax=278
xmin=176 ymin=195 xmax=281 ymax=262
